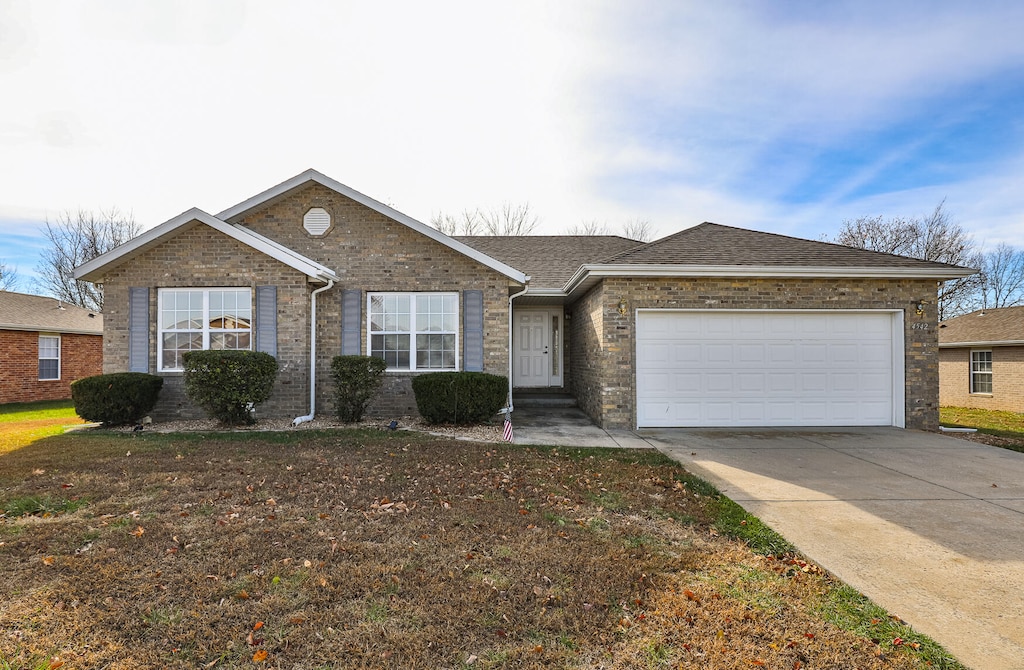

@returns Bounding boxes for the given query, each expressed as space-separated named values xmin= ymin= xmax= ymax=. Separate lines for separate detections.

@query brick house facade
xmin=938 ymin=307 xmax=1024 ymax=412
xmin=75 ymin=170 xmax=971 ymax=430
xmin=0 ymin=291 xmax=103 ymax=404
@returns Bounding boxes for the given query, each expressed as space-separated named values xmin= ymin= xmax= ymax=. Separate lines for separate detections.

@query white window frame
xmin=367 ymin=292 xmax=460 ymax=371
xmin=157 ymin=288 xmax=253 ymax=372
xmin=38 ymin=334 xmax=60 ymax=381
xmin=970 ymin=349 xmax=993 ymax=394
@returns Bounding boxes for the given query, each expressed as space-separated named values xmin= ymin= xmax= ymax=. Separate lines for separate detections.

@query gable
xmin=75 ymin=208 xmax=339 ymax=284
xmin=218 ymin=169 xmax=527 ymax=284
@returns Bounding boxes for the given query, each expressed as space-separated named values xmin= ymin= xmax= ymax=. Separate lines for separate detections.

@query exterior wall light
xmin=617 ymin=298 xmax=628 ymax=316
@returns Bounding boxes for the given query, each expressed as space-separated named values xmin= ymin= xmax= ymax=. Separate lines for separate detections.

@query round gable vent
xmin=303 ymin=207 xmax=331 ymax=236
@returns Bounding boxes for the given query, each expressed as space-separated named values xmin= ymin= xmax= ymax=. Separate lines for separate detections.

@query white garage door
xmin=636 ymin=311 xmax=900 ymax=428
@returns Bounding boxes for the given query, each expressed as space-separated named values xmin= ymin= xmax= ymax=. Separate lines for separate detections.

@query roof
xmin=75 ymin=170 xmax=528 ymax=286
xmin=0 ymin=291 xmax=103 ymax=335
xmin=75 ymin=208 xmax=341 ymax=284
xmin=454 ymin=235 xmax=642 ymax=289
xmin=606 ymin=222 xmax=972 ymax=270
xmin=939 ymin=306 xmax=1024 ymax=347
xmin=218 ymin=169 xmax=527 ymax=284
xmin=555 ymin=222 xmax=976 ymax=299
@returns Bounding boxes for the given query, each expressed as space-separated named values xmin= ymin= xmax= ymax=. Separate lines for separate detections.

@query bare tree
xmin=565 ymin=218 xmax=654 ymax=241
xmin=0 ymin=260 xmax=19 ymax=291
xmin=431 ymin=210 xmax=483 ymax=236
xmin=432 ymin=203 xmax=539 ymax=236
xmin=36 ymin=208 xmax=140 ymax=312
xmin=622 ymin=218 xmax=654 ymax=242
xmin=831 ymin=201 xmax=980 ymax=320
xmin=566 ymin=220 xmax=611 ymax=236
xmin=976 ymin=243 xmax=1024 ymax=310
xmin=480 ymin=203 xmax=539 ymax=236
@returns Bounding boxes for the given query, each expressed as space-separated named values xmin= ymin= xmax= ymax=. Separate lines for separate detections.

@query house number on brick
xmin=911 ymin=322 xmax=929 ymax=330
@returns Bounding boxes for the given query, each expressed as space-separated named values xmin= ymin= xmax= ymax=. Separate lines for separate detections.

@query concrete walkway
xmin=509 ymin=408 xmax=1024 ymax=668
xmin=644 ymin=427 xmax=1024 ymax=670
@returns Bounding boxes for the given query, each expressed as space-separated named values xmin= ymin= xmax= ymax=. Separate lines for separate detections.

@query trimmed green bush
xmin=331 ymin=355 xmax=388 ymax=422
xmin=71 ymin=372 xmax=163 ymax=426
xmin=411 ymin=372 xmax=508 ymax=425
xmin=182 ymin=350 xmax=278 ymax=425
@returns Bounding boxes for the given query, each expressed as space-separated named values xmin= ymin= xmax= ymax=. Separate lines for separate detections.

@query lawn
xmin=0 ymin=418 xmax=963 ymax=668
xmin=940 ymin=406 xmax=1024 ymax=453
xmin=0 ymin=400 xmax=86 ymax=456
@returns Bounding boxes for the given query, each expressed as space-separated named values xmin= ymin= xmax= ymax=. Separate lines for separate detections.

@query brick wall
xmin=101 ymin=223 xmax=312 ymax=420
xmin=98 ymin=186 xmax=516 ymax=422
xmin=569 ymin=276 xmax=940 ymax=431
xmin=236 ymin=182 xmax=514 ymax=420
xmin=0 ymin=330 xmax=102 ymax=404
xmin=939 ymin=346 xmax=1024 ymax=412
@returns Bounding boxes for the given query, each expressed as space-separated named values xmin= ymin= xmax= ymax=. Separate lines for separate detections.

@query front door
xmin=513 ymin=309 xmax=562 ymax=387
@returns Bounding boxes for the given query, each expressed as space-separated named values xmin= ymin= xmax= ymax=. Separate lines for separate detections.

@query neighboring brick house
xmin=74 ymin=169 xmax=972 ymax=430
xmin=939 ymin=306 xmax=1024 ymax=412
xmin=0 ymin=290 xmax=103 ymax=404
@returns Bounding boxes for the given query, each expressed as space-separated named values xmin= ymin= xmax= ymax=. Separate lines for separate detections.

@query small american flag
xmin=503 ymin=415 xmax=514 ymax=443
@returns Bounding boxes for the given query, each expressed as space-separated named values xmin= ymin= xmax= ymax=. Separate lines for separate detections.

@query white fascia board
xmin=232 ymin=225 xmax=340 ymax=281
xmin=73 ymin=207 xmax=339 ymax=283
xmin=0 ymin=324 xmax=103 ymax=336
xmin=939 ymin=341 xmax=1024 ymax=348
xmin=216 ymin=169 xmax=528 ymax=284
xmin=563 ymin=264 xmax=975 ymax=296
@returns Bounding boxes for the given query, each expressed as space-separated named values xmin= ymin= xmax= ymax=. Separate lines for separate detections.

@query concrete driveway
xmin=643 ymin=427 xmax=1024 ymax=670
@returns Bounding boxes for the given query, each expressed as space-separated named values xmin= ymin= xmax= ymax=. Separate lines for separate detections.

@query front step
xmin=514 ymin=391 xmax=578 ymax=408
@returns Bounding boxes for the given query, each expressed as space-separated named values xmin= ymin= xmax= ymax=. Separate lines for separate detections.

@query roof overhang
xmin=217 ymin=169 xmax=528 ymax=285
xmin=74 ymin=208 xmax=341 ymax=284
xmin=939 ymin=340 xmax=1024 ymax=348
xmin=0 ymin=324 xmax=102 ymax=336
xmin=563 ymin=264 xmax=977 ymax=299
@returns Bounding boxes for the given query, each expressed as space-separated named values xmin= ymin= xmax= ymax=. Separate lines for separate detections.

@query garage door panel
xmin=706 ymin=373 xmax=734 ymax=393
xmin=673 ymin=343 xmax=702 ymax=365
xmin=637 ymin=311 xmax=897 ymax=427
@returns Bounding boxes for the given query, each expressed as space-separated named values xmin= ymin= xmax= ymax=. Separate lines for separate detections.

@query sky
xmin=2 ymin=0 xmax=1023 ymax=292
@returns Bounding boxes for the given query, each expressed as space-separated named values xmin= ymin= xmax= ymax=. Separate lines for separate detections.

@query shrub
xmin=331 ymin=355 xmax=388 ymax=422
xmin=182 ymin=350 xmax=278 ymax=425
xmin=412 ymin=372 xmax=508 ymax=425
xmin=71 ymin=372 xmax=163 ymax=426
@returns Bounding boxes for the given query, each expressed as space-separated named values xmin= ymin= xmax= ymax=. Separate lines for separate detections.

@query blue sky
xmin=2 ymin=0 xmax=1023 ymax=293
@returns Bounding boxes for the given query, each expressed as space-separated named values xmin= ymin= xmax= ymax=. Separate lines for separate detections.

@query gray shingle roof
xmin=605 ymin=222 xmax=970 ymax=270
xmin=939 ymin=306 xmax=1024 ymax=345
xmin=0 ymin=291 xmax=103 ymax=334
xmin=454 ymin=235 xmax=643 ymax=288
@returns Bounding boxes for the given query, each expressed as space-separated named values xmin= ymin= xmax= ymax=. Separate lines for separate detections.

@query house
xmin=0 ymin=290 xmax=103 ymax=404
xmin=939 ymin=306 xmax=1024 ymax=412
xmin=74 ymin=169 xmax=972 ymax=430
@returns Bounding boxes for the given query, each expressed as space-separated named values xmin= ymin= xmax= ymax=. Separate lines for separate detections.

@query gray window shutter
xmin=128 ymin=287 xmax=150 ymax=373
xmin=341 ymin=289 xmax=362 ymax=355
xmin=463 ymin=289 xmax=484 ymax=372
xmin=255 ymin=286 xmax=278 ymax=357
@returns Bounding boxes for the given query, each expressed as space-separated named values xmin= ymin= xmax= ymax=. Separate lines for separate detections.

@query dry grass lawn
xmin=1 ymin=420 xmax=961 ymax=669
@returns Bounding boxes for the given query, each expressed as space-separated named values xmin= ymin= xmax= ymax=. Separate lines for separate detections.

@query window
xmin=368 ymin=293 xmax=458 ymax=370
xmin=38 ymin=334 xmax=60 ymax=380
xmin=158 ymin=288 xmax=252 ymax=371
xmin=970 ymin=350 xmax=992 ymax=394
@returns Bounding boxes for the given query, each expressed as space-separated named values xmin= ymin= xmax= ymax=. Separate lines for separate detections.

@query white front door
xmin=513 ymin=309 xmax=562 ymax=387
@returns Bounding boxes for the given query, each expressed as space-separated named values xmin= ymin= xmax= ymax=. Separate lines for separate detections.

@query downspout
xmin=502 ymin=282 xmax=530 ymax=413
xmin=292 ymin=279 xmax=335 ymax=426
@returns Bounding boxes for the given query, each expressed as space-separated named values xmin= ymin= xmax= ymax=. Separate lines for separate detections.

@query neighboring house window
xmin=970 ymin=350 xmax=993 ymax=394
xmin=38 ymin=334 xmax=60 ymax=380
xmin=368 ymin=293 xmax=458 ymax=370
xmin=158 ymin=288 xmax=252 ymax=371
